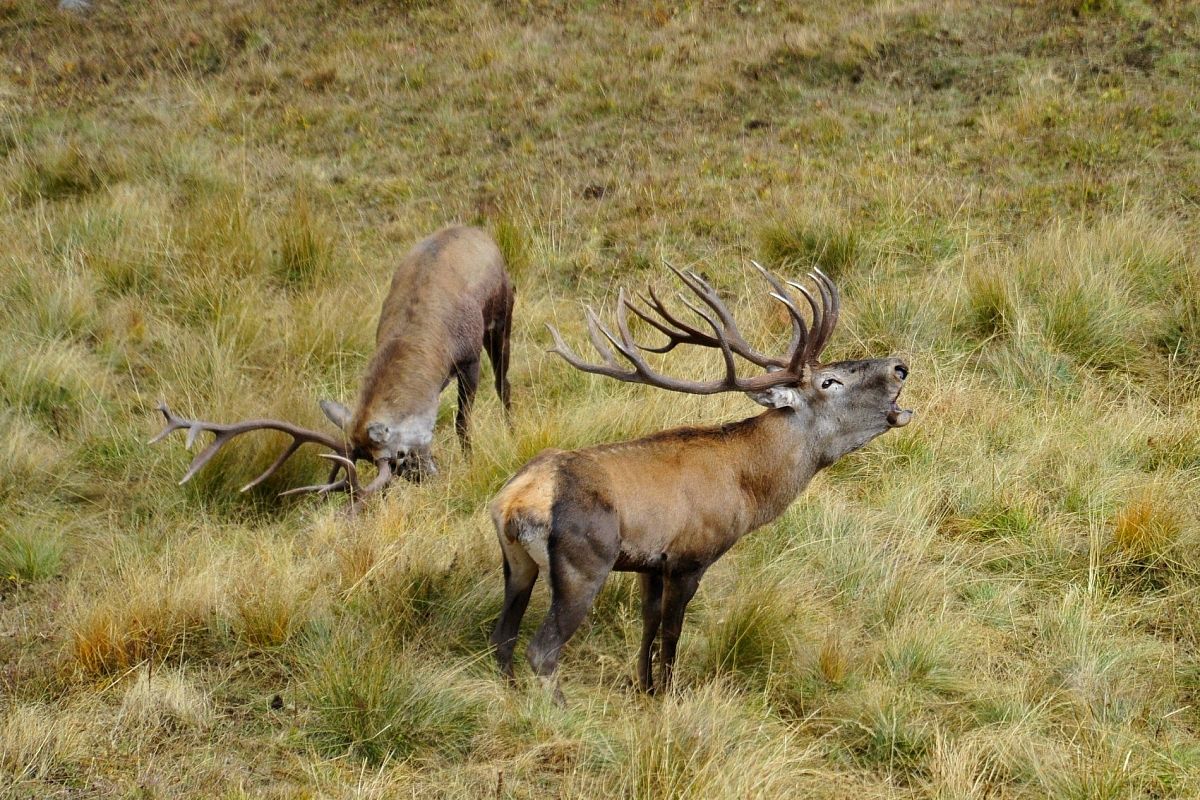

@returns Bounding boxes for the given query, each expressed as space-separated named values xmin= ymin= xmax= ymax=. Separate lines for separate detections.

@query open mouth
xmin=886 ymin=388 xmax=913 ymax=428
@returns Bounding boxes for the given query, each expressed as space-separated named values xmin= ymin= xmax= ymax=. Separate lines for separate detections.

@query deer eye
xmin=820 ymin=377 xmax=843 ymax=391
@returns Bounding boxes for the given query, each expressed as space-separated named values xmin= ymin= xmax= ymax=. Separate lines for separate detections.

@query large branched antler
xmin=149 ymin=402 xmax=393 ymax=511
xmin=546 ymin=262 xmax=840 ymax=394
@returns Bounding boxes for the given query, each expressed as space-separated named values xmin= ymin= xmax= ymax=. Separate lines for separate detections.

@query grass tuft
xmin=757 ymin=214 xmax=861 ymax=277
xmin=11 ymin=139 xmax=123 ymax=204
xmin=274 ymin=191 xmax=336 ymax=288
xmin=962 ymin=265 xmax=1017 ymax=339
xmin=116 ymin=668 xmax=213 ymax=737
xmin=0 ymin=704 xmax=85 ymax=785
xmin=1108 ymin=482 xmax=1189 ymax=576
xmin=302 ymin=626 xmax=487 ymax=764
xmin=0 ymin=525 xmax=63 ymax=584
xmin=695 ymin=585 xmax=797 ymax=690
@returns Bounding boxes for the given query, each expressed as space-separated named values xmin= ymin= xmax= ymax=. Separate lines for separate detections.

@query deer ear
xmin=748 ymin=386 xmax=803 ymax=409
xmin=320 ymin=399 xmax=353 ymax=431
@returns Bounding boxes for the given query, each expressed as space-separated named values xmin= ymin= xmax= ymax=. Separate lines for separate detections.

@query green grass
xmin=302 ymin=625 xmax=488 ymax=764
xmin=0 ymin=525 xmax=63 ymax=584
xmin=1 ymin=0 xmax=1199 ymax=797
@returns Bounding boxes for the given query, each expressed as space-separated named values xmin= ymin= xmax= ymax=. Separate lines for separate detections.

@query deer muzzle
xmin=885 ymin=362 xmax=912 ymax=427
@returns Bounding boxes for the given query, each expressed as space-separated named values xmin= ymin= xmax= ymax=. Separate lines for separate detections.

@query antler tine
xmin=147 ymin=403 xmax=192 ymax=445
xmin=278 ymin=455 xmax=357 ymax=497
xmin=549 ymin=319 xmax=628 ymax=381
xmin=792 ymin=269 xmax=837 ymax=361
xmin=585 ymin=304 xmax=632 ymax=366
xmin=812 ymin=267 xmax=840 ymax=355
xmin=277 ymin=478 xmax=351 ymax=497
xmin=668 ymin=264 xmax=784 ymax=369
xmin=278 ymin=456 xmax=394 ymax=520
xmin=152 ymin=402 xmax=351 ymax=491
xmin=750 ymin=261 xmax=811 ymax=364
xmin=764 ymin=292 xmax=809 ymax=375
xmin=625 ymin=287 xmax=719 ymax=354
xmin=618 ymin=261 xmax=787 ymax=368
xmin=239 ymin=440 xmax=304 ymax=492
xmin=780 ymin=278 xmax=821 ymax=363
xmin=618 ymin=288 xmax=741 ymax=391
xmin=548 ymin=287 xmax=800 ymax=396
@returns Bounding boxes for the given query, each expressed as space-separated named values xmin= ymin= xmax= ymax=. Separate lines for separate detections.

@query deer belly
xmin=614 ymin=499 xmax=748 ymax=570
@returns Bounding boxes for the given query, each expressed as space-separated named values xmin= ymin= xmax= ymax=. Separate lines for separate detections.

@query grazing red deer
xmin=153 ymin=225 xmax=514 ymax=511
xmin=489 ymin=264 xmax=910 ymax=701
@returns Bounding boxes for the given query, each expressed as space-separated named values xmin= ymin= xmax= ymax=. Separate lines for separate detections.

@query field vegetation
xmin=2 ymin=0 xmax=1199 ymax=797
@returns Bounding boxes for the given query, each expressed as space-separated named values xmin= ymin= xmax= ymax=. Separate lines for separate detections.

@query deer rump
xmin=152 ymin=225 xmax=514 ymax=513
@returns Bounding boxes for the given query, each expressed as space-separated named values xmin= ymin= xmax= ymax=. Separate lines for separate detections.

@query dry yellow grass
xmin=2 ymin=0 xmax=1199 ymax=797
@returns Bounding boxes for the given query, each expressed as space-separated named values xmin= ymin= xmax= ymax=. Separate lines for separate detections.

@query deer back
xmin=348 ymin=225 xmax=511 ymax=456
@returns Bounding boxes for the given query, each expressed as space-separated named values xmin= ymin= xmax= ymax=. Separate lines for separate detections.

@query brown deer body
xmin=321 ymin=224 xmax=514 ymax=476
xmin=489 ymin=265 xmax=910 ymax=700
xmin=153 ymin=224 xmax=513 ymax=509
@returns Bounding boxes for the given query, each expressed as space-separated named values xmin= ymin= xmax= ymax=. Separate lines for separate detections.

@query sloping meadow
xmin=2 ymin=0 xmax=1200 ymax=797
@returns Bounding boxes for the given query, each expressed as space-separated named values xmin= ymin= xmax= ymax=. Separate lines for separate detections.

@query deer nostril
xmin=894 ymin=364 xmax=908 ymax=381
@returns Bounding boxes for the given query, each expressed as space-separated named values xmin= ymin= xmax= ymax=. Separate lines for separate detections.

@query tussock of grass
xmin=0 ymin=339 xmax=110 ymax=434
xmin=0 ymin=412 xmax=63 ymax=502
xmin=695 ymin=584 xmax=799 ymax=690
xmin=10 ymin=137 xmax=125 ymax=204
xmin=116 ymin=668 xmax=213 ymax=738
xmin=274 ymin=190 xmax=336 ymax=288
xmin=962 ymin=265 xmax=1017 ymax=339
xmin=69 ymin=565 xmax=225 ymax=676
xmin=0 ymin=703 xmax=85 ymax=786
xmin=2 ymin=261 xmax=101 ymax=343
xmin=757 ymin=212 xmax=861 ymax=277
xmin=880 ymin=621 xmax=969 ymax=698
xmin=1111 ymin=490 xmax=1182 ymax=563
xmin=607 ymin=684 xmax=822 ymax=799
xmin=66 ymin=187 xmax=175 ymax=297
xmin=833 ymin=682 xmax=934 ymax=778
xmin=0 ymin=523 xmax=63 ymax=584
xmin=302 ymin=626 xmax=488 ymax=765
xmin=230 ymin=542 xmax=326 ymax=648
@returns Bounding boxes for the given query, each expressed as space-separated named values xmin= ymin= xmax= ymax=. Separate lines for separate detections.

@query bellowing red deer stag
xmin=489 ymin=263 xmax=910 ymax=701
xmin=153 ymin=225 xmax=514 ymax=511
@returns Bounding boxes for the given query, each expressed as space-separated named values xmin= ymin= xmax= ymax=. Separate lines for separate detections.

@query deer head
xmin=318 ymin=379 xmax=439 ymax=481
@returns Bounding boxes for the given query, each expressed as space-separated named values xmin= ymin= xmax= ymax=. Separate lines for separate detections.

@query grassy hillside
xmin=2 ymin=0 xmax=1199 ymax=797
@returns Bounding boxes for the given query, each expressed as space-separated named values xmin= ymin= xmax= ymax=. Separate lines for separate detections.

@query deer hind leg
xmin=490 ymin=530 xmax=538 ymax=683
xmin=658 ymin=568 xmax=704 ymax=693
xmin=454 ymin=358 xmax=481 ymax=449
xmin=637 ymin=572 xmax=664 ymax=694
xmin=526 ymin=503 xmax=619 ymax=705
xmin=484 ymin=293 xmax=514 ymax=418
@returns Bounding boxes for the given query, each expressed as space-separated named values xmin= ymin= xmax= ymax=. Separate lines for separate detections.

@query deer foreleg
xmin=658 ymin=568 xmax=703 ymax=693
xmin=454 ymin=358 xmax=480 ymax=449
xmin=637 ymin=572 xmax=664 ymax=694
